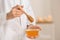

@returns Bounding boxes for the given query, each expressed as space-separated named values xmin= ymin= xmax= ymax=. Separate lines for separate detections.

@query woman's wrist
xmin=6 ymin=11 xmax=15 ymax=20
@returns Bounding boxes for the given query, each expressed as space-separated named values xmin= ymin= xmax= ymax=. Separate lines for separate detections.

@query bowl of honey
xmin=25 ymin=29 xmax=40 ymax=39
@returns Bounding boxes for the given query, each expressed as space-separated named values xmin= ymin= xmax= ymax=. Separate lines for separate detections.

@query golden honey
xmin=25 ymin=29 xmax=39 ymax=38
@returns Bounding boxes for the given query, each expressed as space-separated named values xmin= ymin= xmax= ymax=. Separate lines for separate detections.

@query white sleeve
xmin=0 ymin=0 xmax=7 ymax=39
xmin=0 ymin=12 xmax=6 ymax=40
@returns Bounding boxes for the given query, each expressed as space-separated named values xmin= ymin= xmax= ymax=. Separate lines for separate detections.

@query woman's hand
xmin=6 ymin=5 xmax=24 ymax=20
xmin=27 ymin=24 xmax=41 ymax=39
xmin=27 ymin=24 xmax=41 ymax=30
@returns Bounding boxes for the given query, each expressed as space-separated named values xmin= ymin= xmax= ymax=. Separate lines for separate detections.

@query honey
xmin=25 ymin=29 xmax=39 ymax=38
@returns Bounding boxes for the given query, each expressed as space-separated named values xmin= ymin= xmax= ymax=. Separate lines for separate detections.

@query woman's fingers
xmin=16 ymin=5 xmax=23 ymax=10
xmin=16 ymin=5 xmax=24 ymax=13
xmin=11 ymin=5 xmax=24 ymax=17
xmin=15 ymin=5 xmax=24 ymax=13
xmin=34 ymin=25 xmax=42 ymax=30
xmin=27 ymin=36 xmax=38 ymax=39
xmin=12 ymin=5 xmax=23 ymax=10
xmin=21 ymin=5 xmax=24 ymax=8
xmin=27 ymin=25 xmax=42 ymax=30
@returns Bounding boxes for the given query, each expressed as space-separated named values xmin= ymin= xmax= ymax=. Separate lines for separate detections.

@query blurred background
xmin=30 ymin=0 xmax=60 ymax=40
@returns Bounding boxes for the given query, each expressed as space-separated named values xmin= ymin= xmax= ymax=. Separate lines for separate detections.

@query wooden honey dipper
xmin=24 ymin=12 xmax=34 ymax=22
xmin=17 ymin=7 xmax=34 ymax=23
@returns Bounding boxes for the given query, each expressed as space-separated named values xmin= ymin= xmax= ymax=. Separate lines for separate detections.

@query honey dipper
xmin=17 ymin=7 xmax=34 ymax=22
xmin=24 ymin=12 xmax=34 ymax=22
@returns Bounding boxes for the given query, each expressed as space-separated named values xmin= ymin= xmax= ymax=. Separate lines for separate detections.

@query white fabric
xmin=0 ymin=0 xmax=35 ymax=40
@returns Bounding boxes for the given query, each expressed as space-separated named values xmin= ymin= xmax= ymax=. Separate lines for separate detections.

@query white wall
xmin=30 ymin=0 xmax=60 ymax=40
xmin=30 ymin=0 xmax=55 ymax=40
xmin=51 ymin=0 xmax=60 ymax=40
xmin=30 ymin=0 xmax=52 ymax=17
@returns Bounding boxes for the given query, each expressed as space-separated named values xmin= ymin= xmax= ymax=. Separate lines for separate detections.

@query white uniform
xmin=0 ymin=0 xmax=35 ymax=40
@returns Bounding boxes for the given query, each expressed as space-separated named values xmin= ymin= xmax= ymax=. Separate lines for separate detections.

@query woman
xmin=0 ymin=0 xmax=40 ymax=40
